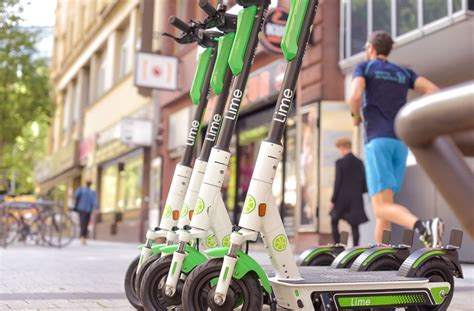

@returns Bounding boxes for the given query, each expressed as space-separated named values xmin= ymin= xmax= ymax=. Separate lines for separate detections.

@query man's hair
xmin=369 ymin=31 xmax=394 ymax=56
xmin=86 ymin=180 xmax=92 ymax=187
xmin=335 ymin=137 xmax=352 ymax=149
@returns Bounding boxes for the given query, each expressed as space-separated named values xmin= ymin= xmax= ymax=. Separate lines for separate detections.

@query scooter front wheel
xmin=124 ymin=255 xmax=144 ymax=310
xmin=182 ymin=258 xmax=263 ymax=311
xmin=134 ymin=255 xmax=159 ymax=298
xmin=140 ymin=255 xmax=181 ymax=310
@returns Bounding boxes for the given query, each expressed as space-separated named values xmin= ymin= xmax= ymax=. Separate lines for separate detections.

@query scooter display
xmin=181 ymin=0 xmax=464 ymax=310
xmin=124 ymin=12 xmax=227 ymax=309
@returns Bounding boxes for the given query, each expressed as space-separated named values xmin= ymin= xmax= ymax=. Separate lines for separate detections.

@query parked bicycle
xmin=0 ymin=200 xmax=76 ymax=248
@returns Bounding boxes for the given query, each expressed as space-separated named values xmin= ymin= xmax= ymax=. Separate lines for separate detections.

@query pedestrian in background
xmin=74 ymin=180 xmax=98 ymax=245
xmin=349 ymin=30 xmax=442 ymax=246
xmin=330 ymin=138 xmax=368 ymax=246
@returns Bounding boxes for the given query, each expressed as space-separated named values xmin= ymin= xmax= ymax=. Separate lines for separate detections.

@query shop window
xmin=373 ymin=0 xmax=391 ymax=34
xmin=453 ymin=0 xmax=463 ymax=11
xmin=396 ymin=0 xmax=418 ymax=36
xmin=100 ymin=165 xmax=118 ymax=213
xmin=119 ymin=156 xmax=143 ymax=210
xmin=351 ymin=0 xmax=368 ymax=55
xmin=423 ymin=0 xmax=448 ymax=25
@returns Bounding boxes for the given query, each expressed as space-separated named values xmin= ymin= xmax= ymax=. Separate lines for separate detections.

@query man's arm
xmin=349 ymin=77 xmax=366 ymax=126
xmin=414 ymin=76 xmax=439 ymax=94
xmin=331 ymin=160 xmax=343 ymax=204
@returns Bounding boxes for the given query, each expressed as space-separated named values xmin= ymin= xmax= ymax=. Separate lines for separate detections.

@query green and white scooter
xmin=141 ymin=1 xmax=423 ymax=309
xmin=124 ymin=14 xmax=227 ymax=309
xmin=181 ymin=0 xmax=464 ymax=310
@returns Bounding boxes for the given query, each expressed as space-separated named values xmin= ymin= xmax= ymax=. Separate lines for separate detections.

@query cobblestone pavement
xmin=0 ymin=240 xmax=472 ymax=310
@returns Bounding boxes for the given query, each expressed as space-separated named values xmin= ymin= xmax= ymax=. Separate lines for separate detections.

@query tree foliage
xmin=0 ymin=0 xmax=53 ymax=194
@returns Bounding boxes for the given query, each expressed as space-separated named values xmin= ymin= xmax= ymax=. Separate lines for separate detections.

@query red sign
xmin=259 ymin=7 xmax=289 ymax=54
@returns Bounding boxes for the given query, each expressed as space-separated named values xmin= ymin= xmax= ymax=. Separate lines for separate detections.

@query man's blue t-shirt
xmin=352 ymin=58 xmax=418 ymax=142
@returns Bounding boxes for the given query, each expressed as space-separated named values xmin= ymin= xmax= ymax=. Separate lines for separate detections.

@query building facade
xmin=37 ymin=0 xmax=160 ymax=242
xmin=338 ymin=0 xmax=474 ymax=261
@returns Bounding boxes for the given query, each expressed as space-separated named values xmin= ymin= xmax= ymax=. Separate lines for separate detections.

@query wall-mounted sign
xmin=134 ymin=52 xmax=178 ymax=90
xmin=259 ymin=7 xmax=288 ymax=54
xmin=97 ymin=119 xmax=153 ymax=148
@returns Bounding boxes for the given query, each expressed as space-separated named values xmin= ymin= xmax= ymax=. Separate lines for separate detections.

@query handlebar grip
xmin=228 ymin=5 xmax=257 ymax=76
xmin=169 ymin=15 xmax=191 ymax=33
xmin=199 ymin=0 xmax=217 ymax=16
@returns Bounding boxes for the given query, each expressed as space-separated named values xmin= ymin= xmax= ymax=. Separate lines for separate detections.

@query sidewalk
xmin=0 ymin=240 xmax=472 ymax=310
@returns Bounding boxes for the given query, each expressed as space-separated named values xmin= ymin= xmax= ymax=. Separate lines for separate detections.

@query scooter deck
xmin=276 ymin=267 xmax=425 ymax=284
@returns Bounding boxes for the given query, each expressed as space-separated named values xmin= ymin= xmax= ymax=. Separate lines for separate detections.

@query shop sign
xmin=203 ymin=59 xmax=286 ymax=124
xmin=134 ymin=52 xmax=178 ymax=91
xmin=120 ymin=118 xmax=153 ymax=146
xmin=97 ymin=119 xmax=153 ymax=148
xmin=259 ymin=7 xmax=288 ymax=54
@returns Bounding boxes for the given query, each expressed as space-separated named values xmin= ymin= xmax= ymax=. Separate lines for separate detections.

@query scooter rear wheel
xmin=362 ymin=256 xmax=401 ymax=271
xmin=305 ymin=253 xmax=335 ymax=266
xmin=182 ymin=258 xmax=263 ymax=310
xmin=407 ymin=258 xmax=454 ymax=310
xmin=124 ymin=255 xmax=144 ymax=310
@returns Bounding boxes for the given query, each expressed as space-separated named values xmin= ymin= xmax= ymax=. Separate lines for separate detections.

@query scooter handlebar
xmin=169 ymin=15 xmax=191 ymax=33
xmin=199 ymin=0 xmax=217 ymax=16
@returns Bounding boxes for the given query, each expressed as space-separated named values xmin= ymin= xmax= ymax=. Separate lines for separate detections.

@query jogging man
xmin=349 ymin=31 xmax=442 ymax=246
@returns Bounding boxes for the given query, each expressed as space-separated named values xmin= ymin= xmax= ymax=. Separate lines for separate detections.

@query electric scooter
xmin=181 ymin=0 xmax=464 ymax=310
xmin=124 ymin=15 xmax=224 ymax=309
xmin=142 ymin=1 xmax=425 ymax=309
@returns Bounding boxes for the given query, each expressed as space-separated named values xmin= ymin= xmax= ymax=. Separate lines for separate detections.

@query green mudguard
xmin=211 ymin=32 xmax=235 ymax=95
xmin=190 ymin=47 xmax=213 ymax=104
xmin=281 ymin=0 xmax=311 ymax=61
xmin=206 ymin=247 xmax=272 ymax=294
xmin=228 ymin=6 xmax=257 ymax=75
xmin=160 ymin=244 xmax=207 ymax=273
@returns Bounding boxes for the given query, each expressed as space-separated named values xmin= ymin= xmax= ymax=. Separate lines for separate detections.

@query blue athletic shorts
xmin=364 ymin=137 xmax=409 ymax=197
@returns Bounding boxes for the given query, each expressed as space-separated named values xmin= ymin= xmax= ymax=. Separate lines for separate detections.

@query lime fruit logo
xmin=243 ymin=195 xmax=256 ymax=214
xmin=206 ymin=234 xmax=218 ymax=248
xmin=180 ymin=203 xmax=188 ymax=218
xmin=163 ymin=204 xmax=172 ymax=218
xmin=272 ymin=234 xmax=287 ymax=252
xmin=195 ymin=198 xmax=205 ymax=215
xmin=222 ymin=234 xmax=231 ymax=247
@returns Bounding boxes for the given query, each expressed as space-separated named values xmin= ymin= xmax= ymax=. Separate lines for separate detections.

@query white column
xmin=105 ymin=32 xmax=117 ymax=87
xmin=128 ymin=6 xmax=138 ymax=72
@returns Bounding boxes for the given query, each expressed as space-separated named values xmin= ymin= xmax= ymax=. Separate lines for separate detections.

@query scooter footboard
xmin=270 ymin=277 xmax=451 ymax=310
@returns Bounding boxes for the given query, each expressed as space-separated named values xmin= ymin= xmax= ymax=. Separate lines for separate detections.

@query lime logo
xmin=222 ymin=234 xmax=231 ymax=247
xmin=243 ymin=195 xmax=256 ymax=214
xmin=180 ymin=203 xmax=188 ymax=218
xmin=206 ymin=235 xmax=218 ymax=248
xmin=195 ymin=198 xmax=205 ymax=215
xmin=163 ymin=205 xmax=172 ymax=218
xmin=272 ymin=234 xmax=287 ymax=252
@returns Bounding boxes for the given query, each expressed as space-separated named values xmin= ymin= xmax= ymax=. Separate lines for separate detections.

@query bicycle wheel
xmin=1 ymin=212 xmax=20 ymax=246
xmin=41 ymin=211 xmax=77 ymax=247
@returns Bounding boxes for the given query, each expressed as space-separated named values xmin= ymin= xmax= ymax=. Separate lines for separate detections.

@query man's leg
xmin=331 ymin=217 xmax=340 ymax=244
xmin=78 ymin=212 xmax=87 ymax=238
xmin=351 ymin=224 xmax=360 ymax=246
xmin=371 ymin=189 xmax=418 ymax=243
xmin=84 ymin=212 xmax=91 ymax=239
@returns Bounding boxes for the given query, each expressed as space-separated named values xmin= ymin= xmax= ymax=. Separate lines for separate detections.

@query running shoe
xmin=419 ymin=217 xmax=444 ymax=247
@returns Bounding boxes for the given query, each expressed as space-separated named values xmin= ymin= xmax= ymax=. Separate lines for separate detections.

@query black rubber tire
xmin=306 ymin=253 xmax=335 ymax=266
xmin=182 ymin=258 xmax=263 ymax=311
xmin=124 ymin=255 xmax=144 ymax=310
xmin=134 ymin=255 xmax=160 ymax=297
xmin=407 ymin=258 xmax=454 ymax=311
xmin=139 ymin=255 xmax=176 ymax=311
xmin=364 ymin=256 xmax=401 ymax=271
